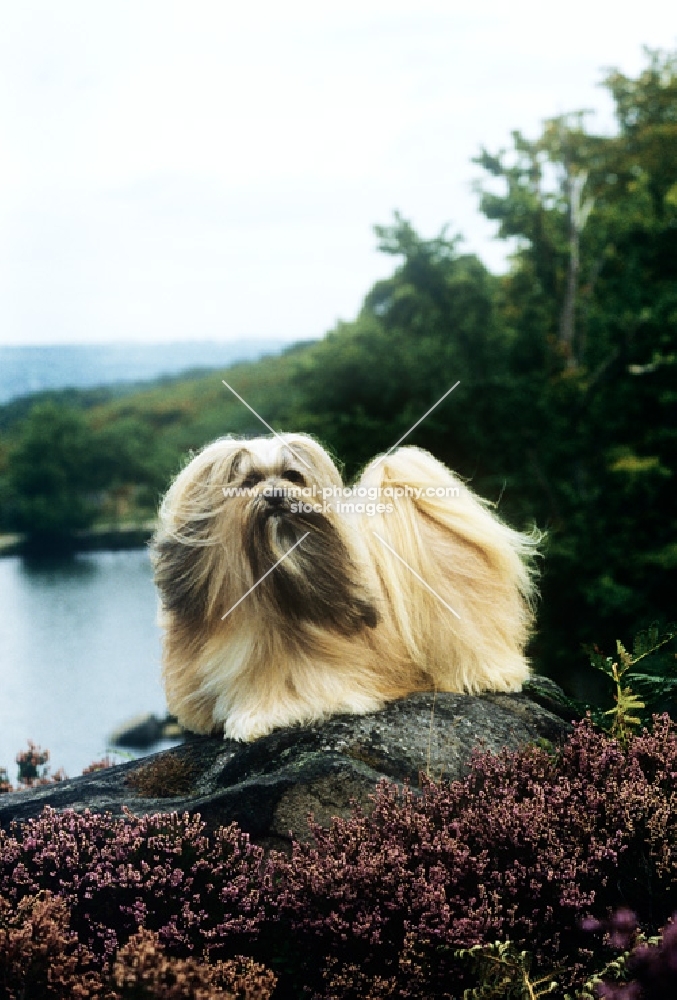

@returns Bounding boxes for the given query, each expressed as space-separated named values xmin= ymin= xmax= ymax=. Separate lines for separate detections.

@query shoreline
xmin=0 ymin=522 xmax=156 ymax=558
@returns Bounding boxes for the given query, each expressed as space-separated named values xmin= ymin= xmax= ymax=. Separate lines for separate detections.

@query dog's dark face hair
xmin=153 ymin=434 xmax=379 ymax=638
xmin=237 ymin=449 xmax=379 ymax=633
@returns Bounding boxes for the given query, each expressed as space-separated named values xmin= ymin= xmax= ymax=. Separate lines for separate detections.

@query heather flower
xmin=266 ymin=716 xmax=677 ymax=995
xmin=15 ymin=742 xmax=50 ymax=785
xmin=6 ymin=741 xmax=68 ymax=790
xmin=0 ymin=892 xmax=105 ymax=999
xmin=112 ymin=927 xmax=276 ymax=999
xmin=0 ymin=809 xmax=267 ymax=965
xmin=0 ymin=717 xmax=676 ymax=998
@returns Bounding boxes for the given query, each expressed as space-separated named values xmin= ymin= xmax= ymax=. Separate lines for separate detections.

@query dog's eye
xmin=241 ymin=472 xmax=263 ymax=488
xmin=283 ymin=470 xmax=306 ymax=486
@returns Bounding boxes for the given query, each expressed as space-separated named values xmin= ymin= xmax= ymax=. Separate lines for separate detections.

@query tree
xmin=4 ymin=405 xmax=168 ymax=544
xmin=290 ymin=213 xmax=506 ymax=480
xmin=473 ymin=48 xmax=677 ymax=683
xmin=5 ymin=403 xmax=102 ymax=543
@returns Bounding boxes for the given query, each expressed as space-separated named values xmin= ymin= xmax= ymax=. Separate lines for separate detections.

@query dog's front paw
xmin=223 ymin=714 xmax=273 ymax=742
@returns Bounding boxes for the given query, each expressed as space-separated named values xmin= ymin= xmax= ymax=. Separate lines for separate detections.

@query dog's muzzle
xmin=260 ymin=485 xmax=293 ymax=514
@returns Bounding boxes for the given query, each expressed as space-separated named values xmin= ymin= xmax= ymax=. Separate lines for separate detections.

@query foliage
xmin=268 ymin=716 xmax=677 ymax=996
xmin=469 ymin=52 xmax=677 ymax=687
xmin=1 ymin=403 xmax=168 ymax=546
xmin=0 ymin=742 xmax=68 ymax=795
xmin=587 ymin=625 xmax=677 ymax=741
xmin=111 ymin=928 xmax=276 ymax=1000
xmin=286 ymin=213 xmax=504 ymax=479
xmin=0 ymin=893 xmax=275 ymax=1000
xmin=0 ymin=892 xmax=105 ymax=999
xmin=609 ymin=916 xmax=677 ymax=1000
xmin=456 ymin=940 xmax=558 ymax=999
xmin=125 ymin=755 xmax=195 ymax=799
xmin=15 ymin=742 xmax=51 ymax=785
xmin=3 ymin=718 xmax=677 ymax=997
xmin=3 ymin=404 xmax=104 ymax=541
xmin=0 ymin=348 xmax=308 ymax=542
xmin=0 ymin=809 xmax=267 ymax=965
xmin=578 ymin=907 xmax=677 ymax=1000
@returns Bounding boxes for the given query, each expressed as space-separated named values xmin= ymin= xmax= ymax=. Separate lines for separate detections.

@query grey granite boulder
xmin=0 ymin=677 xmax=575 ymax=849
xmin=108 ymin=711 xmax=184 ymax=748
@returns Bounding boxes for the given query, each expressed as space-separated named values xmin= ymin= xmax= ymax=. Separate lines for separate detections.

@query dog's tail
xmin=354 ymin=446 xmax=540 ymax=694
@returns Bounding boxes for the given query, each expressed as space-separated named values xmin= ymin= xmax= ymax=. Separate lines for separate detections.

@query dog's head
xmin=151 ymin=433 xmax=379 ymax=637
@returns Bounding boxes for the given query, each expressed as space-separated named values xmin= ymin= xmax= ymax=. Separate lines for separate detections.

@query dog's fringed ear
xmin=151 ymin=438 xmax=249 ymax=625
xmin=151 ymin=524 xmax=210 ymax=625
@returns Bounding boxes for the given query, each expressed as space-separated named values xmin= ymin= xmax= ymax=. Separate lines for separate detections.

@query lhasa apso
xmin=151 ymin=434 xmax=538 ymax=741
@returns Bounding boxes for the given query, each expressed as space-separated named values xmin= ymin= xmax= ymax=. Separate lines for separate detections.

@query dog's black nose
xmin=262 ymin=484 xmax=288 ymax=507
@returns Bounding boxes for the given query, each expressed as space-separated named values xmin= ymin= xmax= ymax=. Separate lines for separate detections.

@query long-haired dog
xmin=151 ymin=434 xmax=539 ymax=741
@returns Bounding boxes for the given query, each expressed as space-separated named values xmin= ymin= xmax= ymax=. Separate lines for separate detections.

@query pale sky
xmin=0 ymin=1 xmax=674 ymax=346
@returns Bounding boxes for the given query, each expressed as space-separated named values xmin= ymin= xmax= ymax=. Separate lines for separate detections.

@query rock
xmin=108 ymin=712 xmax=184 ymax=748
xmin=108 ymin=712 xmax=165 ymax=747
xmin=0 ymin=679 xmax=576 ymax=849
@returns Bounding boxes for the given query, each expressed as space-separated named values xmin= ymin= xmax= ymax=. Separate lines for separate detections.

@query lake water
xmin=0 ymin=548 xmax=176 ymax=783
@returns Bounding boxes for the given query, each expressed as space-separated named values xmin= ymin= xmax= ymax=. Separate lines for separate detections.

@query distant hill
xmin=0 ymin=341 xmax=289 ymax=405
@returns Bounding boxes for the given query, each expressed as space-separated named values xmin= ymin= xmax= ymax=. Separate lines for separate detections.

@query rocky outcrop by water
xmin=0 ymin=678 xmax=574 ymax=849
